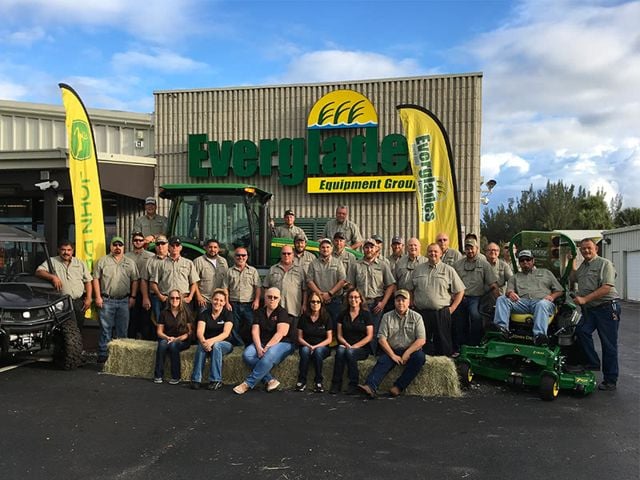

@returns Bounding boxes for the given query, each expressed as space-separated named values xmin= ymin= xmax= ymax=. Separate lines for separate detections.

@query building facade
xmin=601 ymin=225 xmax=640 ymax=301
xmin=154 ymin=74 xmax=483 ymax=249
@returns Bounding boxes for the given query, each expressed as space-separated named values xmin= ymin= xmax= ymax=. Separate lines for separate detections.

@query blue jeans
xmin=191 ymin=341 xmax=233 ymax=383
xmin=231 ymin=302 xmax=254 ymax=346
xmin=493 ymin=296 xmax=556 ymax=337
xmin=154 ymin=338 xmax=191 ymax=380
xmin=453 ymin=295 xmax=482 ymax=350
xmin=576 ymin=301 xmax=621 ymax=383
xmin=297 ymin=345 xmax=331 ymax=384
xmin=242 ymin=342 xmax=295 ymax=388
xmin=325 ymin=296 xmax=344 ymax=330
xmin=364 ymin=348 xmax=426 ymax=392
xmin=332 ymin=345 xmax=370 ymax=387
xmin=98 ymin=297 xmax=130 ymax=357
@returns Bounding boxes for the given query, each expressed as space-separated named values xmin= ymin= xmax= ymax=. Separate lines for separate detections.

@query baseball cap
xmin=155 ymin=234 xmax=168 ymax=244
xmin=131 ymin=231 xmax=144 ymax=239
xmin=391 ymin=236 xmax=404 ymax=244
xmin=168 ymin=236 xmax=182 ymax=245
xmin=294 ymin=233 xmax=306 ymax=242
xmin=319 ymin=238 xmax=332 ymax=245
xmin=464 ymin=238 xmax=478 ymax=247
xmin=518 ymin=249 xmax=534 ymax=259
xmin=284 ymin=209 xmax=295 ymax=216
xmin=145 ymin=196 xmax=157 ymax=205
xmin=333 ymin=231 xmax=346 ymax=240
xmin=110 ymin=236 xmax=124 ymax=245
xmin=363 ymin=238 xmax=376 ymax=247
xmin=395 ymin=289 xmax=411 ymax=299
xmin=371 ymin=234 xmax=383 ymax=243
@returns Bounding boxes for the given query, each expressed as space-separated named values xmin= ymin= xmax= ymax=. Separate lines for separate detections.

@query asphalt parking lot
xmin=1 ymin=301 xmax=638 ymax=480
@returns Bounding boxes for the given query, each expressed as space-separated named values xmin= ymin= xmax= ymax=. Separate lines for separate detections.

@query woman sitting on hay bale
xmin=190 ymin=288 xmax=234 ymax=390
xmin=233 ymin=287 xmax=295 ymax=395
xmin=153 ymin=289 xmax=193 ymax=385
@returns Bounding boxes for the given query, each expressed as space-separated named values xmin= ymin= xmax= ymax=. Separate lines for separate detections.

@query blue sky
xmin=1 ymin=0 xmax=638 ymax=210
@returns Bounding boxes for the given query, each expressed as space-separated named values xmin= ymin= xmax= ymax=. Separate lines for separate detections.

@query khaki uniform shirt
xmin=293 ymin=250 xmax=316 ymax=273
xmin=225 ymin=265 xmax=260 ymax=302
xmin=488 ymin=259 xmax=514 ymax=294
xmin=394 ymin=255 xmax=427 ymax=290
xmin=411 ymin=261 xmax=465 ymax=310
xmin=263 ymin=263 xmax=305 ymax=317
xmin=306 ymin=256 xmax=346 ymax=295
xmin=350 ymin=257 xmax=395 ymax=301
xmin=387 ymin=254 xmax=404 ymax=271
xmin=93 ymin=254 xmax=139 ymax=298
xmin=574 ymin=256 xmax=619 ymax=307
xmin=193 ymin=254 xmax=228 ymax=301
xmin=144 ymin=255 xmax=165 ymax=282
xmin=442 ymin=248 xmax=463 ymax=266
xmin=37 ymin=256 xmax=92 ymax=299
xmin=151 ymin=256 xmax=199 ymax=295
xmin=453 ymin=256 xmax=498 ymax=296
xmin=274 ymin=224 xmax=307 ymax=240
xmin=333 ymin=249 xmax=357 ymax=279
xmin=378 ymin=308 xmax=426 ymax=351
xmin=323 ymin=218 xmax=363 ymax=246
xmin=507 ymin=267 xmax=563 ymax=300
xmin=132 ymin=214 xmax=168 ymax=237
xmin=125 ymin=250 xmax=154 ymax=284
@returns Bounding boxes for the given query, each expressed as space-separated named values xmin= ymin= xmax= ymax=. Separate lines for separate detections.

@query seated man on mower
xmin=493 ymin=250 xmax=564 ymax=346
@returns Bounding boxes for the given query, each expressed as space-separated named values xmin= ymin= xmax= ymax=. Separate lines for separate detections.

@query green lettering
xmin=188 ymin=134 xmax=210 ymax=177
xmin=209 ymin=140 xmax=234 ymax=176
xmin=321 ymin=136 xmax=348 ymax=174
xmin=381 ymin=133 xmax=408 ymax=173
xmin=278 ymin=138 xmax=305 ymax=186
xmin=233 ymin=140 xmax=258 ymax=177
xmin=259 ymin=139 xmax=278 ymax=176
xmin=307 ymin=130 xmax=320 ymax=174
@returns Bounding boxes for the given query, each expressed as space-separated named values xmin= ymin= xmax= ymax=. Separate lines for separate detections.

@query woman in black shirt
xmin=153 ymin=289 xmax=193 ymax=384
xmin=330 ymin=287 xmax=374 ymax=394
xmin=190 ymin=289 xmax=234 ymax=390
xmin=295 ymin=292 xmax=333 ymax=392
xmin=233 ymin=287 xmax=294 ymax=395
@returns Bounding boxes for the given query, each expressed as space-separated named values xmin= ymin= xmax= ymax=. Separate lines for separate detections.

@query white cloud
xmin=112 ymin=49 xmax=208 ymax=73
xmin=0 ymin=26 xmax=48 ymax=45
xmin=481 ymin=152 xmax=529 ymax=179
xmin=0 ymin=79 xmax=28 ymax=99
xmin=275 ymin=50 xmax=423 ymax=83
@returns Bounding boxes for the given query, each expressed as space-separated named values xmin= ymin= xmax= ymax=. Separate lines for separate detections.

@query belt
xmin=587 ymin=300 xmax=618 ymax=309
xmin=102 ymin=294 xmax=128 ymax=300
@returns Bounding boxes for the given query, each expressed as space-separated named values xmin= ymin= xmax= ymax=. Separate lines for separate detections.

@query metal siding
xmin=154 ymin=74 xmax=482 ymax=244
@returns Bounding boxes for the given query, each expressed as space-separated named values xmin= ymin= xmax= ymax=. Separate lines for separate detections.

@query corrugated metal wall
xmin=602 ymin=225 xmax=640 ymax=300
xmin=154 ymin=74 xmax=482 ymax=244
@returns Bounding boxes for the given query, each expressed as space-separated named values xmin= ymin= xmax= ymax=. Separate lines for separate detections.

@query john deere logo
xmin=71 ymin=120 xmax=92 ymax=161
xmin=307 ymin=90 xmax=378 ymax=130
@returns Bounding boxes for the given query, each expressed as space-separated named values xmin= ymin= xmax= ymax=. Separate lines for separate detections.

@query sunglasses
xmin=156 ymin=241 xmax=168 ymax=245
xmin=266 ymin=295 xmax=279 ymax=300
xmin=310 ymin=300 xmax=322 ymax=304
xmin=235 ymin=253 xmax=247 ymax=257
xmin=281 ymin=252 xmax=293 ymax=255
xmin=133 ymin=238 xmax=145 ymax=242
xmin=112 ymin=242 xmax=124 ymax=247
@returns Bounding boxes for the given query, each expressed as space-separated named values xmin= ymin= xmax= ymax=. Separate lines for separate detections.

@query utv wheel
xmin=458 ymin=362 xmax=473 ymax=388
xmin=539 ymin=374 xmax=559 ymax=401
xmin=53 ymin=318 xmax=84 ymax=370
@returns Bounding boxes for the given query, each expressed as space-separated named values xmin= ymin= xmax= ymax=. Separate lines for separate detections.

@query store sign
xmin=188 ymin=89 xmax=413 ymax=192
xmin=308 ymin=175 xmax=416 ymax=194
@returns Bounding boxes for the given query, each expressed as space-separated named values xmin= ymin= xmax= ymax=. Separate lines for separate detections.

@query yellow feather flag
xmin=59 ymin=83 xmax=106 ymax=274
xmin=397 ymin=105 xmax=461 ymax=252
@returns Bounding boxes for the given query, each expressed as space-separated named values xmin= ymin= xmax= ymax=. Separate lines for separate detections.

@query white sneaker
xmin=153 ymin=377 xmax=163 ymax=384
xmin=168 ymin=378 xmax=180 ymax=385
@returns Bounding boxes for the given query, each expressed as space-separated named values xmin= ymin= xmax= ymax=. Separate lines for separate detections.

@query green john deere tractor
xmin=457 ymin=231 xmax=597 ymax=401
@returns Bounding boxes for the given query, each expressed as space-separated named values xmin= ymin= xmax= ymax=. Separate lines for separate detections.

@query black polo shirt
xmin=297 ymin=313 xmax=331 ymax=345
xmin=253 ymin=305 xmax=292 ymax=344
xmin=339 ymin=310 xmax=374 ymax=345
xmin=197 ymin=308 xmax=233 ymax=339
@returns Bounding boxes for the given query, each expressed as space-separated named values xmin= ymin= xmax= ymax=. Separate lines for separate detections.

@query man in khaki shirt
xmin=323 ymin=205 xmax=363 ymax=250
xmin=125 ymin=231 xmax=154 ymax=339
xmin=358 ymin=290 xmax=426 ymax=398
xmin=411 ymin=243 xmax=465 ymax=356
xmin=93 ymin=236 xmax=139 ymax=363
xmin=493 ymin=250 xmax=563 ymax=346
xmin=224 ymin=246 xmax=261 ymax=345
xmin=306 ymin=238 xmax=347 ymax=326
xmin=193 ymin=238 xmax=228 ymax=311
xmin=133 ymin=196 xmax=168 ymax=239
xmin=36 ymin=240 xmax=92 ymax=329
xmin=436 ymin=231 xmax=462 ymax=266
xmin=263 ymin=245 xmax=306 ymax=319
xmin=292 ymin=234 xmax=316 ymax=272
xmin=274 ymin=209 xmax=307 ymax=240
xmin=394 ymin=237 xmax=426 ymax=291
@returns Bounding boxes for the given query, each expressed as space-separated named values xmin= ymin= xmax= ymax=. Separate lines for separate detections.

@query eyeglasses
xmin=310 ymin=300 xmax=322 ymax=304
xmin=169 ymin=296 xmax=181 ymax=300
xmin=266 ymin=295 xmax=280 ymax=300
xmin=112 ymin=242 xmax=124 ymax=247
xmin=281 ymin=252 xmax=293 ymax=255
xmin=348 ymin=296 xmax=361 ymax=300
xmin=486 ymin=249 xmax=499 ymax=252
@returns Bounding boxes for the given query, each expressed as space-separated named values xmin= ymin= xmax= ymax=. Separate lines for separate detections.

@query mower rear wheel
xmin=458 ymin=362 xmax=473 ymax=388
xmin=539 ymin=373 xmax=559 ymax=401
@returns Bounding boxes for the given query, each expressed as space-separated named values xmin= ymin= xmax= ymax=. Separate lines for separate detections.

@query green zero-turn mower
xmin=456 ymin=231 xmax=597 ymax=401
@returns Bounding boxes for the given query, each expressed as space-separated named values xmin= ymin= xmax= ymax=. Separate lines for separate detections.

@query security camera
xmin=34 ymin=180 xmax=59 ymax=191
xmin=486 ymin=179 xmax=497 ymax=192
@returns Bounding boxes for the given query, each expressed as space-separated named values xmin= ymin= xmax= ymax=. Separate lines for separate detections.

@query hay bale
xmin=103 ymin=339 xmax=461 ymax=397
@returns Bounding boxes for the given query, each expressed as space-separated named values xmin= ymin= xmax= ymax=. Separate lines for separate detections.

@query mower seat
xmin=510 ymin=309 xmax=557 ymax=326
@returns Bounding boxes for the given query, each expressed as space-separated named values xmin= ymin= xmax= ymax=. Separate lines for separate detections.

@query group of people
xmin=34 ymin=200 xmax=622 ymax=395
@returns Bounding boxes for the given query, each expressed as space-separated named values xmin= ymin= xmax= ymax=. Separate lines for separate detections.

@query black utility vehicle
xmin=0 ymin=225 xmax=82 ymax=369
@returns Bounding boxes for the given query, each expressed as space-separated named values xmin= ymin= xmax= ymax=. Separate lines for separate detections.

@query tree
xmin=481 ymin=181 xmax=615 ymax=243
xmin=614 ymin=208 xmax=640 ymax=227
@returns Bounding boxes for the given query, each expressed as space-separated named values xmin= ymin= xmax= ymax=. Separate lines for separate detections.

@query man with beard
xmin=292 ymin=233 xmax=316 ymax=272
xmin=194 ymin=238 xmax=229 ymax=312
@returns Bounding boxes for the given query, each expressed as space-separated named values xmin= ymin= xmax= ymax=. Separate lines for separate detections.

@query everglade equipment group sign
xmin=188 ymin=89 xmax=416 ymax=193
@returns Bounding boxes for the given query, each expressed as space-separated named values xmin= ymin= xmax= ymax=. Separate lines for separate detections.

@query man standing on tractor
xmin=572 ymin=238 xmax=621 ymax=391
xmin=492 ymin=250 xmax=564 ymax=346
xmin=274 ymin=209 xmax=307 ymax=240
xmin=133 ymin=196 xmax=168 ymax=239
xmin=323 ymin=205 xmax=364 ymax=250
